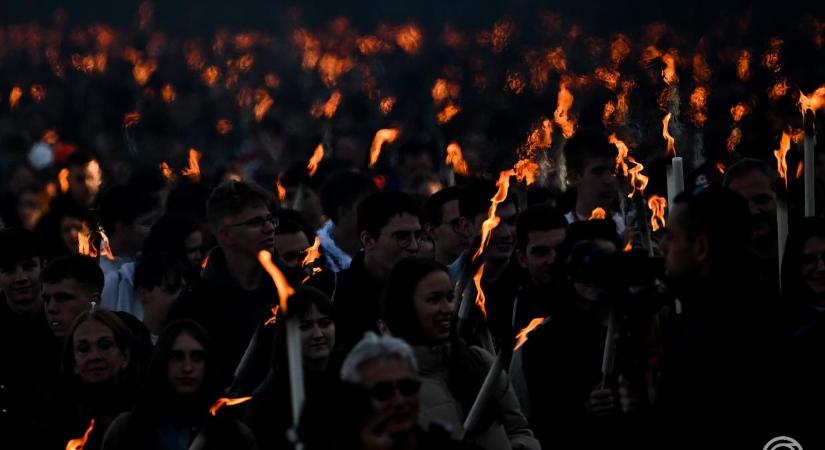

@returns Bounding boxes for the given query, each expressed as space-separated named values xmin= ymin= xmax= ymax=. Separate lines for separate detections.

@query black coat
xmin=328 ymin=251 xmax=385 ymax=354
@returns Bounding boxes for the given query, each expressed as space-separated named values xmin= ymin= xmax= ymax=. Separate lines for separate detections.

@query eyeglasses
xmin=801 ymin=251 xmax=825 ymax=268
xmin=367 ymin=378 xmax=421 ymax=401
xmin=225 ymin=214 xmax=279 ymax=229
xmin=389 ymin=230 xmax=425 ymax=249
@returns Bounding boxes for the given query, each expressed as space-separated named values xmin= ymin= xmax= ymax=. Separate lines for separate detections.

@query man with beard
xmin=723 ymin=158 xmax=781 ymax=296
xmin=563 ymin=129 xmax=625 ymax=234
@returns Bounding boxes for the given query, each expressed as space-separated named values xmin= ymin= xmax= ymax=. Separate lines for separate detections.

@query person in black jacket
xmin=167 ymin=180 xmax=279 ymax=388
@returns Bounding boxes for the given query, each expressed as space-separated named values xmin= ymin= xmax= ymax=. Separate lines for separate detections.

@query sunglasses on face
xmin=367 ymin=378 xmax=421 ymax=401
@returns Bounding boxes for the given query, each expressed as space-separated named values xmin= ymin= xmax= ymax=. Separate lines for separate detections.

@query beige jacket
xmin=413 ymin=344 xmax=541 ymax=450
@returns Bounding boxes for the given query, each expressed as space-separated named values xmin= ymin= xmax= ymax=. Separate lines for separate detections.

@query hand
xmin=587 ymin=383 xmax=616 ymax=418
xmin=618 ymin=375 xmax=642 ymax=413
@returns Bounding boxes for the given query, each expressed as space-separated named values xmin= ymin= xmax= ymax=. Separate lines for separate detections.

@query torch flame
xmin=369 ymin=128 xmax=399 ymax=168
xmin=730 ymin=102 xmax=751 ymax=122
xmin=648 ymin=195 xmax=667 ymax=232
xmin=78 ymin=224 xmax=98 ymax=258
xmin=311 ymin=90 xmax=342 ymax=118
xmin=9 ymin=86 xmax=23 ymax=109
xmin=514 ymin=159 xmax=539 ymax=186
xmin=796 ymin=161 xmax=804 ymax=179
xmin=737 ymin=50 xmax=751 ymax=81
xmin=473 ymin=264 xmax=487 ymax=320
xmin=661 ymin=50 xmax=679 ymax=86
xmin=276 ymin=173 xmax=287 ymax=203
xmin=254 ymin=91 xmax=274 ymax=122
xmin=379 ymin=96 xmax=396 ymax=115
xmin=181 ymin=148 xmax=202 ymax=182
xmin=216 ymin=119 xmax=233 ymax=135
xmin=302 ymin=237 xmax=322 ymax=269
xmin=774 ymin=129 xmax=791 ymax=189
xmin=554 ymin=79 xmax=576 ymax=139
xmin=159 ymin=162 xmax=176 ymax=182
xmin=514 ymin=318 xmax=545 ymax=350
xmin=65 ymin=419 xmax=94 ymax=450
xmin=58 ymin=168 xmax=70 ymax=193
xmin=589 ymin=207 xmax=607 ymax=220
xmin=798 ymin=86 xmax=825 ymax=117
xmin=98 ymin=228 xmax=115 ymax=261
xmin=258 ymin=250 xmax=294 ymax=314
xmin=265 ymin=305 xmax=280 ymax=326
xmin=662 ymin=112 xmax=677 ymax=158
xmin=445 ymin=142 xmax=469 ymax=176
xmin=161 ymin=84 xmax=176 ymax=103
xmin=768 ymin=80 xmax=789 ymax=102
xmin=123 ymin=112 xmax=141 ymax=128
xmin=689 ymin=86 xmax=709 ymax=128
xmin=31 ymin=84 xmax=46 ymax=102
xmin=307 ymin=143 xmax=325 ymax=177
xmin=471 ymin=169 xmax=515 ymax=261
xmin=609 ymin=134 xmax=647 ymax=197
xmin=209 ymin=397 xmax=252 ymax=416
xmin=436 ymin=103 xmax=461 ymax=124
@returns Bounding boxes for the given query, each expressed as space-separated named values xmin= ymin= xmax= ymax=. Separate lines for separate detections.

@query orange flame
xmin=318 ymin=54 xmax=354 ymax=86
xmin=737 ymin=50 xmax=751 ymax=81
xmin=58 ymin=168 xmax=70 ymax=193
xmin=369 ymin=128 xmax=399 ymax=168
xmin=446 ymin=142 xmax=469 ymax=176
xmin=473 ymin=264 xmax=487 ymax=320
xmin=692 ymin=52 xmax=711 ymax=84
xmin=307 ymin=143 xmax=325 ymax=177
xmin=43 ymin=129 xmax=59 ymax=146
xmin=662 ymin=112 xmax=677 ymax=158
xmin=65 ymin=419 xmax=94 ymax=450
xmin=661 ymin=50 xmax=679 ymax=86
xmin=276 ymin=174 xmax=287 ymax=203
xmin=762 ymin=38 xmax=783 ymax=73
xmin=431 ymin=79 xmax=449 ymax=104
xmin=610 ymin=134 xmax=647 ymax=197
xmin=594 ymin=67 xmax=620 ymax=91
xmin=796 ymin=161 xmax=804 ymax=179
xmin=181 ymin=148 xmax=202 ymax=182
xmin=9 ymin=86 xmax=22 ymax=109
xmin=589 ymin=207 xmax=607 ymax=220
xmin=98 ymin=228 xmax=115 ymax=261
xmin=379 ymin=96 xmax=396 ymax=115
xmin=514 ymin=317 xmax=544 ymax=350
xmin=554 ymin=79 xmax=576 ymax=139
xmin=132 ymin=60 xmax=157 ymax=86
xmin=436 ymin=103 xmax=461 ymax=124
xmin=216 ymin=119 xmax=233 ymax=135
xmin=472 ymin=169 xmax=515 ymax=261
xmin=727 ymin=128 xmax=742 ymax=154
xmin=258 ymin=250 xmax=294 ymax=314
xmin=302 ymin=237 xmax=322 ymax=269
xmin=689 ymin=86 xmax=709 ymax=127
xmin=265 ymin=304 xmax=280 ymax=326
xmin=159 ymin=162 xmax=176 ymax=182
xmin=123 ymin=112 xmax=141 ymax=128
xmin=774 ymin=129 xmax=791 ymax=189
xmin=798 ymin=85 xmax=825 ymax=117
xmin=161 ymin=84 xmax=176 ymax=103
xmin=254 ymin=90 xmax=274 ymax=122
xmin=209 ymin=397 xmax=252 ymax=416
xmin=311 ymin=90 xmax=342 ymax=118
xmin=265 ymin=73 xmax=280 ymax=88
xmin=768 ymin=79 xmax=789 ymax=102
xmin=514 ymin=159 xmax=539 ymax=186
xmin=623 ymin=241 xmax=633 ymax=252
xmin=520 ymin=118 xmax=553 ymax=155
xmin=648 ymin=195 xmax=667 ymax=232
xmin=201 ymin=65 xmax=220 ymax=86
xmin=78 ymin=224 xmax=97 ymax=258
xmin=730 ymin=102 xmax=751 ymax=122
xmin=30 ymin=84 xmax=46 ymax=102
xmin=201 ymin=255 xmax=209 ymax=270
xmin=395 ymin=24 xmax=423 ymax=54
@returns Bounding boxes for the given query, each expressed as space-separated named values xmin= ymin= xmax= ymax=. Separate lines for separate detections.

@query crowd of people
xmin=1 ymin=4 xmax=825 ymax=450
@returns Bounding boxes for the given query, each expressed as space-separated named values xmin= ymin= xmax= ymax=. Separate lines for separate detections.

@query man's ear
xmin=693 ymin=233 xmax=710 ymax=264
xmin=360 ymin=230 xmax=375 ymax=249
xmin=90 ymin=292 xmax=101 ymax=306
xmin=516 ymin=248 xmax=528 ymax=269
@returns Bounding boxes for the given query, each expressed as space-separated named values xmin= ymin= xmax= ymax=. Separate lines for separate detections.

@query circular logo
xmin=763 ymin=436 xmax=803 ymax=450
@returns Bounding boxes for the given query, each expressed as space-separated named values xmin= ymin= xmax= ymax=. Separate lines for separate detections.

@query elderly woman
xmin=102 ymin=319 xmax=256 ymax=450
xmin=380 ymin=257 xmax=540 ymax=450
xmin=60 ymin=309 xmax=140 ymax=450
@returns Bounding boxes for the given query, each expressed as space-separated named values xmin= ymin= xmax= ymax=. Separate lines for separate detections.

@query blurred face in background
xmin=275 ymin=231 xmax=310 ymax=269
xmin=184 ymin=231 xmax=204 ymax=271
xmin=0 ymin=257 xmax=42 ymax=314
xmin=727 ymin=170 xmax=777 ymax=255
xmin=359 ymin=357 xmax=420 ymax=438
xmin=299 ymin=304 xmax=335 ymax=370
xmin=68 ymin=160 xmax=103 ymax=208
xmin=61 ymin=215 xmax=84 ymax=254
xmin=167 ymin=331 xmax=206 ymax=395
xmin=518 ymin=228 xmax=566 ymax=287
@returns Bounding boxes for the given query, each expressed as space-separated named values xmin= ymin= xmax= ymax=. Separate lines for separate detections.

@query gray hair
xmin=340 ymin=332 xmax=418 ymax=384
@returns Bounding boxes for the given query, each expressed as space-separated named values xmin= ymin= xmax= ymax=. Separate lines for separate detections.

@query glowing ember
xmin=774 ymin=129 xmax=791 ymax=190
xmin=369 ymin=128 xmax=400 ymax=168
xmin=258 ymin=250 xmax=295 ymax=313
xmin=65 ymin=419 xmax=94 ymax=450
xmin=58 ymin=168 xmax=70 ymax=193
xmin=446 ymin=142 xmax=469 ymax=176
xmin=514 ymin=317 xmax=544 ymax=350
xmin=181 ymin=148 xmax=202 ymax=182
xmin=623 ymin=242 xmax=633 ymax=252
xmin=209 ymin=397 xmax=252 ymax=416
xmin=472 ymin=169 xmax=515 ymax=261
xmin=662 ymin=112 xmax=677 ymax=158
xmin=473 ymin=264 xmax=487 ymax=320
xmin=216 ymin=119 xmax=233 ymax=135
xmin=159 ymin=162 xmax=176 ymax=182
xmin=737 ymin=50 xmax=751 ymax=81
xmin=161 ymin=84 xmax=176 ymax=103
xmin=648 ymin=195 xmax=667 ymax=232
xmin=589 ymin=207 xmax=607 ymax=220
xmin=379 ymin=96 xmax=396 ymax=115
xmin=276 ymin=174 xmax=287 ymax=203
xmin=554 ymin=79 xmax=576 ymax=139
xmin=265 ymin=73 xmax=280 ymax=88
xmin=307 ymin=143 xmax=325 ymax=177
xmin=436 ymin=103 xmax=461 ymax=124
xmin=254 ymin=91 xmax=273 ymax=122
xmin=514 ymin=159 xmax=539 ymax=186
xmin=798 ymin=85 xmax=825 ymax=117
xmin=123 ymin=112 xmax=141 ymax=128
xmin=9 ymin=86 xmax=22 ymax=109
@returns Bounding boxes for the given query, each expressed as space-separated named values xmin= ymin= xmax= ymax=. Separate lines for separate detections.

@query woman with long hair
xmin=102 ymin=320 xmax=256 ymax=450
xmin=380 ymin=257 xmax=539 ymax=450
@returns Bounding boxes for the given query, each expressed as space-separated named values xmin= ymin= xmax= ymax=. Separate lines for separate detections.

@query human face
xmin=364 ymin=213 xmax=422 ymax=277
xmin=0 ymin=257 xmax=42 ymax=313
xmin=299 ymin=304 xmax=335 ymax=369
xmin=412 ymin=271 xmax=454 ymax=342
xmin=801 ymin=236 xmax=825 ymax=297
xmin=220 ymin=205 xmax=277 ymax=257
xmin=727 ymin=171 xmax=777 ymax=249
xmin=518 ymin=229 xmax=566 ymax=287
xmin=138 ymin=275 xmax=184 ymax=318
xmin=660 ymin=204 xmax=702 ymax=285
xmin=183 ymin=231 xmax=204 ymax=271
xmin=68 ymin=160 xmax=103 ymax=208
xmin=359 ymin=357 xmax=420 ymax=437
xmin=167 ymin=331 xmax=206 ymax=395
xmin=120 ymin=209 xmax=158 ymax=256
xmin=61 ymin=216 xmax=83 ymax=254
xmin=43 ymin=278 xmax=96 ymax=338
xmin=73 ymin=319 xmax=128 ymax=384
xmin=571 ymin=157 xmax=617 ymax=211
xmin=431 ymin=199 xmax=468 ymax=265
xmin=275 ymin=231 xmax=310 ymax=269
xmin=17 ymin=191 xmax=44 ymax=230
xmin=488 ymin=202 xmax=518 ymax=261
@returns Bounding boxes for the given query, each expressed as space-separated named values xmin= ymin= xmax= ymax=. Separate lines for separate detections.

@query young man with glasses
xmin=167 ymin=180 xmax=279 ymax=387
xmin=422 ymin=186 xmax=468 ymax=267
xmin=331 ymin=190 xmax=423 ymax=354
